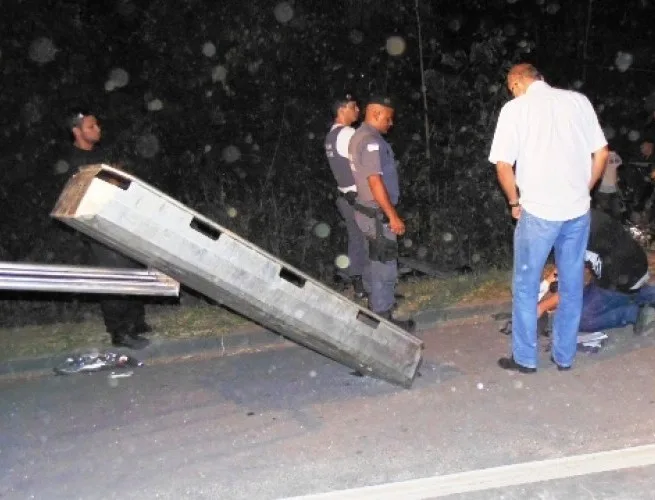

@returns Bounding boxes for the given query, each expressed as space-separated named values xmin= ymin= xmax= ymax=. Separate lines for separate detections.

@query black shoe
xmin=379 ymin=310 xmax=416 ymax=333
xmin=133 ymin=323 xmax=153 ymax=335
xmin=111 ymin=334 xmax=150 ymax=350
xmin=550 ymin=356 xmax=571 ymax=371
xmin=634 ymin=305 xmax=655 ymax=336
xmin=352 ymin=276 xmax=367 ymax=299
xmin=497 ymin=356 xmax=536 ymax=373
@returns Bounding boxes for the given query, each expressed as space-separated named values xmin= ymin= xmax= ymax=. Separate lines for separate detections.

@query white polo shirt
xmin=488 ymin=81 xmax=607 ymax=221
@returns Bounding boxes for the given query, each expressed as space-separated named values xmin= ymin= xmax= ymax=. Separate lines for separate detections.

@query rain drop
xmin=615 ymin=51 xmax=634 ymax=72
xmin=386 ymin=36 xmax=406 ymax=56
xmin=628 ymin=130 xmax=641 ymax=142
xmin=28 ymin=37 xmax=58 ymax=64
xmin=222 ymin=145 xmax=241 ymax=163
xmin=135 ymin=134 xmax=160 ymax=158
xmin=546 ymin=2 xmax=560 ymax=14
xmin=442 ymin=232 xmax=454 ymax=243
xmin=603 ymin=126 xmax=616 ymax=140
xmin=335 ymin=255 xmax=350 ymax=269
xmin=212 ymin=65 xmax=228 ymax=83
xmin=313 ymin=222 xmax=331 ymax=239
xmin=403 ymin=238 xmax=413 ymax=248
xmin=417 ymin=246 xmax=428 ymax=259
xmin=108 ymin=67 xmax=130 ymax=88
xmin=147 ymin=99 xmax=163 ymax=111
xmin=274 ymin=2 xmax=294 ymax=24
xmin=349 ymin=30 xmax=364 ymax=45
xmin=202 ymin=42 xmax=216 ymax=58
xmin=226 ymin=206 xmax=238 ymax=218
xmin=448 ymin=19 xmax=462 ymax=32
xmin=53 ymin=160 xmax=69 ymax=174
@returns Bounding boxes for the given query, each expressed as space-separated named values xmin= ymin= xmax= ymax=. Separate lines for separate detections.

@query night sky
xmin=0 ymin=0 xmax=654 ymax=275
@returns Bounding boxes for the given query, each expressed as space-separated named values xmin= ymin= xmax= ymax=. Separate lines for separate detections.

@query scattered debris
xmin=53 ymin=352 xmax=143 ymax=376
xmin=577 ymin=332 xmax=608 ymax=353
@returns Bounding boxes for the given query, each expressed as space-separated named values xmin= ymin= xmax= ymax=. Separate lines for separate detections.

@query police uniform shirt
xmin=586 ymin=209 xmax=649 ymax=292
xmin=349 ymin=123 xmax=399 ymax=205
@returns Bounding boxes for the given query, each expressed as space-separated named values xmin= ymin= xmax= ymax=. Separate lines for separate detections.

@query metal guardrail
xmin=0 ymin=262 xmax=180 ymax=296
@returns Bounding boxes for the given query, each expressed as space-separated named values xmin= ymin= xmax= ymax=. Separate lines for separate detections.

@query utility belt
xmin=337 ymin=191 xmax=357 ymax=205
xmin=353 ymin=203 xmax=397 ymax=263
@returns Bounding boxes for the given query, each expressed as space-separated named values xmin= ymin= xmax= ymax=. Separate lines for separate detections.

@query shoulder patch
xmin=366 ymin=143 xmax=380 ymax=152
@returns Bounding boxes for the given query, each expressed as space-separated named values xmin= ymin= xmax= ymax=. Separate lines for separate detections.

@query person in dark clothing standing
xmin=349 ymin=95 xmax=414 ymax=332
xmin=66 ymin=110 xmax=151 ymax=349
xmin=324 ymin=94 xmax=367 ymax=298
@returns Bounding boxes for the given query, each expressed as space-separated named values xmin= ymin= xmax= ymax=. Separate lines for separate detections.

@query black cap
xmin=331 ymin=93 xmax=357 ymax=116
xmin=367 ymin=94 xmax=395 ymax=109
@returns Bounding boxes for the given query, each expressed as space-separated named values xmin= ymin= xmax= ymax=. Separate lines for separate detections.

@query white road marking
xmin=285 ymin=443 xmax=655 ymax=499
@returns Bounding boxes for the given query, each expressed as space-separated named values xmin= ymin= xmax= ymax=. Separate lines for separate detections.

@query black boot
xmin=378 ymin=310 xmax=416 ymax=333
xmin=111 ymin=333 xmax=150 ymax=350
xmin=352 ymin=275 xmax=366 ymax=299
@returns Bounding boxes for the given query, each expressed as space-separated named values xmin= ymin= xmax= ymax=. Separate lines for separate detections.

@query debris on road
xmin=53 ymin=351 xmax=144 ymax=376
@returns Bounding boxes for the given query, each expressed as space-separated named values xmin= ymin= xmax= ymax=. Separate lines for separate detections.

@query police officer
xmin=324 ymin=94 xmax=367 ymax=298
xmin=349 ymin=96 xmax=414 ymax=332
xmin=65 ymin=110 xmax=151 ymax=349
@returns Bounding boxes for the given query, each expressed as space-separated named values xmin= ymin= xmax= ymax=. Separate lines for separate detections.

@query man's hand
xmin=510 ymin=205 xmax=521 ymax=220
xmin=388 ymin=215 xmax=405 ymax=235
xmin=544 ymin=267 xmax=558 ymax=283
xmin=642 ymin=141 xmax=654 ymax=159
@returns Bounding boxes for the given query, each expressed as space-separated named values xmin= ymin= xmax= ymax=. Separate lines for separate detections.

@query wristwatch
xmin=509 ymin=200 xmax=520 ymax=208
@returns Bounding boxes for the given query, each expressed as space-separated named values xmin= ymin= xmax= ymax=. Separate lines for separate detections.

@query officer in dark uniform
xmin=324 ymin=94 xmax=367 ymax=298
xmin=349 ymin=96 xmax=414 ymax=332
xmin=66 ymin=110 xmax=151 ymax=349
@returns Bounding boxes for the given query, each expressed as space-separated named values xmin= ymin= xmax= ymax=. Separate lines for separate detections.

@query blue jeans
xmin=512 ymin=210 xmax=590 ymax=368
xmin=579 ymin=283 xmax=655 ymax=331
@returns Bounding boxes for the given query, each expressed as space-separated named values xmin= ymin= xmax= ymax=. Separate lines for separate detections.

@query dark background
xmin=0 ymin=0 xmax=654 ymax=324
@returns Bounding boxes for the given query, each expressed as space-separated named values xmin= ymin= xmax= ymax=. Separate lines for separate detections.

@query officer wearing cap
xmin=324 ymin=94 xmax=367 ymax=298
xmin=64 ymin=110 xmax=152 ymax=350
xmin=349 ymin=95 xmax=414 ymax=331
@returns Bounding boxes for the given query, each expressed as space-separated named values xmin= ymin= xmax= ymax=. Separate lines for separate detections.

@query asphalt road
xmin=2 ymin=315 xmax=655 ymax=500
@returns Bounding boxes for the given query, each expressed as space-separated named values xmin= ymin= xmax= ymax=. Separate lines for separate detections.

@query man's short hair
xmin=367 ymin=94 xmax=395 ymax=109
xmin=66 ymin=109 xmax=91 ymax=131
xmin=508 ymin=63 xmax=543 ymax=81
xmin=331 ymin=93 xmax=357 ymax=116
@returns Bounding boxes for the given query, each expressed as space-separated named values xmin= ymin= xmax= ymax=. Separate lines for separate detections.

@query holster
xmin=339 ymin=191 xmax=357 ymax=206
xmin=354 ymin=203 xmax=397 ymax=263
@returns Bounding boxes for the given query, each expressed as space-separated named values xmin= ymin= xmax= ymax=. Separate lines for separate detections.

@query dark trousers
xmin=593 ymin=191 xmax=623 ymax=221
xmin=86 ymin=240 xmax=147 ymax=336
xmin=335 ymin=195 xmax=368 ymax=278
xmin=578 ymin=282 xmax=655 ymax=332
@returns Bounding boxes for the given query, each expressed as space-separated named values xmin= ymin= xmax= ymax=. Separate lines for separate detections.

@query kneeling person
xmin=539 ymin=209 xmax=655 ymax=335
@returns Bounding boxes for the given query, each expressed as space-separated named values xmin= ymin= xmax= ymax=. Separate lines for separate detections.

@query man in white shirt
xmin=488 ymin=63 xmax=608 ymax=372
xmin=324 ymin=94 xmax=367 ymax=298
